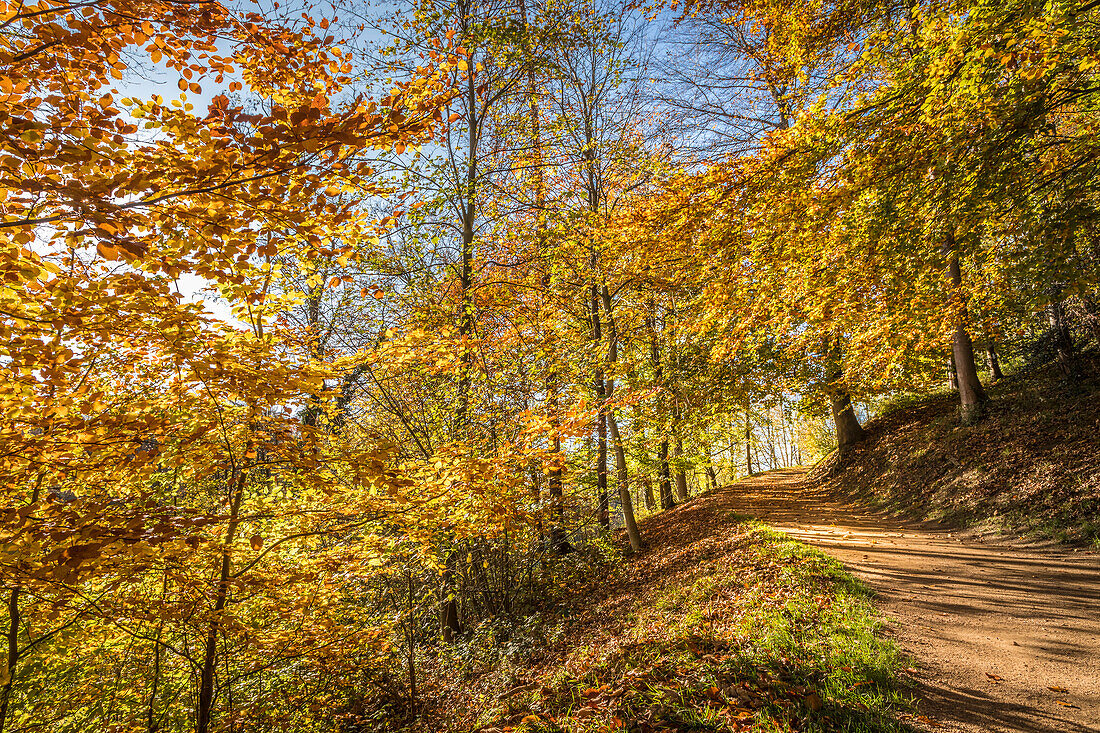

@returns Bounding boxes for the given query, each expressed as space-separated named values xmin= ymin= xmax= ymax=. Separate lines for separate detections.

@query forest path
xmin=723 ymin=468 xmax=1100 ymax=733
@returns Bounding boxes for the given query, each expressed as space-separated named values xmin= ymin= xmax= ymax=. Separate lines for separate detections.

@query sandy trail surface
xmin=727 ymin=468 xmax=1100 ymax=732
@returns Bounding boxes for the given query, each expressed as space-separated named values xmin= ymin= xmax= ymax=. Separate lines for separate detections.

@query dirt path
xmin=726 ymin=468 xmax=1100 ymax=733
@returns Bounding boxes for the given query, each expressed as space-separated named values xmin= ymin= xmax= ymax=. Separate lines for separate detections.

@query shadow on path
xmin=723 ymin=468 xmax=1100 ymax=733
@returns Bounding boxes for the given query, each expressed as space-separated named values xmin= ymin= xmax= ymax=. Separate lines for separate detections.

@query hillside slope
xmin=823 ymin=372 xmax=1100 ymax=545
xmin=412 ymin=488 xmax=919 ymax=733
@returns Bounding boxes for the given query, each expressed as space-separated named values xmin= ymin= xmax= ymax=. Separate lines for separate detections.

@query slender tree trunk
xmin=948 ymin=352 xmax=959 ymax=391
xmin=197 ymin=463 xmax=250 ymax=733
xmin=599 ymin=287 xmax=639 ymax=547
xmin=591 ymin=285 xmax=608 ymax=528
xmin=439 ymin=558 xmax=462 ymax=643
xmin=548 ymin=388 xmax=567 ymax=554
xmin=673 ymin=437 xmax=688 ymax=502
xmin=744 ymin=397 xmax=754 ymax=475
xmin=607 ymin=410 xmax=642 ymax=551
xmin=703 ymin=441 xmax=719 ymax=489
xmin=642 ymin=475 xmax=656 ymax=511
xmin=766 ymin=412 xmax=778 ymax=470
xmin=1081 ymin=294 xmax=1100 ymax=344
xmin=442 ymin=58 xmax=480 ymax=644
xmin=658 ymin=439 xmax=674 ymax=510
xmin=1046 ymin=289 xmax=1078 ymax=379
xmin=670 ymin=396 xmax=688 ymax=501
xmin=986 ymin=338 xmax=1004 ymax=381
xmin=705 ymin=465 xmax=718 ymax=489
xmin=646 ymin=306 xmax=673 ymax=509
xmin=0 ymin=587 xmax=19 ymax=733
xmin=520 ymin=0 xmax=565 ymax=554
xmin=455 ymin=61 xmax=478 ymax=440
xmin=0 ymin=479 xmax=40 ymax=733
xmin=406 ymin=572 xmax=417 ymax=716
xmin=944 ymin=232 xmax=988 ymax=423
xmin=146 ymin=573 xmax=168 ymax=733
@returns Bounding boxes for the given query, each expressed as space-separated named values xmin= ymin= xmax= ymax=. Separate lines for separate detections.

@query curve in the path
xmin=724 ymin=468 xmax=1100 ymax=733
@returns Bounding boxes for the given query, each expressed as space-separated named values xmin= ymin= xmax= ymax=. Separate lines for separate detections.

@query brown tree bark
xmin=439 ymin=557 xmax=462 ymax=643
xmin=600 ymin=286 xmax=640 ymax=548
xmin=197 ymin=462 xmax=250 ymax=733
xmin=591 ymin=284 xmax=608 ymax=528
xmin=455 ymin=52 xmax=478 ymax=440
xmin=986 ymin=338 xmax=1004 ymax=381
xmin=0 ymin=588 xmax=19 ymax=733
xmin=825 ymin=340 xmax=866 ymax=455
xmin=658 ymin=439 xmax=674 ymax=510
xmin=547 ymin=390 xmax=567 ymax=554
xmin=705 ymin=465 xmax=719 ymax=489
xmin=642 ymin=475 xmax=656 ymax=511
xmin=744 ymin=396 xmax=754 ymax=475
xmin=944 ymin=232 xmax=988 ymax=424
xmin=406 ymin=572 xmax=417 ymax=715
xmin=647 ymin=307 xmax=674 ymax=510
xmin=1081 ymin=294 xmax=1100 ymax=344
xmin=607 ymin=410 xmax=642 ymax=551
xmin=673 ymin=437 xmax=689 ymax=502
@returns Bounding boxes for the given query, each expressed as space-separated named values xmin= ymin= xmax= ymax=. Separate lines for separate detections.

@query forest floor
xmin=429 ymin=478 xmax=918 ymax=733
xmin=830 ymin=370 xmax=1100 ymax=545
xmin=731 ymin=468 xmax=1100 ymax=733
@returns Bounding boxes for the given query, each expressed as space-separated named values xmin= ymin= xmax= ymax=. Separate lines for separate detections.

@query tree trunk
xmin=673 ymin=437 xmax=688 ymax=502
xmin=455 ymin=61 xmax=478 ymax=440
xmin=0 ymin=588 xmax=19 ymax=733
xmin=825 ymin=341 xmax=866 ymax=455
xmin=439 ymin=561 xmax=462 ymax=643
xmin=1081 ymin=294 xmax=1100 ymax=344
xmin=944 ymin=233 xmax=988 ymax=424
xmin=607 ymin=410 xmax=642 ymax=551
xmin=642 ymin=476 xmax=656 ymax=511
xmin=197 ymin=464 xmax=250 ymax=733
xmin=829 ymin=388 xmax=866 ymax=456
xmin=146 ymin=574 xmax=168 ymax=733
xmin=948 ymin=352 xmax=959 ymax=391
xmin=1046 ymin=290 xmax=1078 ymax=379
xmin=520 ymin=0 xmax=565 ymax=555
xmin=658 ymin=439 xmax=674 ymax=510
xmin=598 ymin=287 xmax=639 ymax=548
xmin=986 ymin=338 xmax=1004 ymax=381
xmin=591 ymin=283 xmax=608 ymax=528
xmin=405 ymin=572 xmax=417 ymax=716
xmin=744 ymin=397 xmax=754 ymax=475
xmin=548 ymin=408 xmax=567 ymax=555
xmin=646 ymin=306 xmax=673 ymax=510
